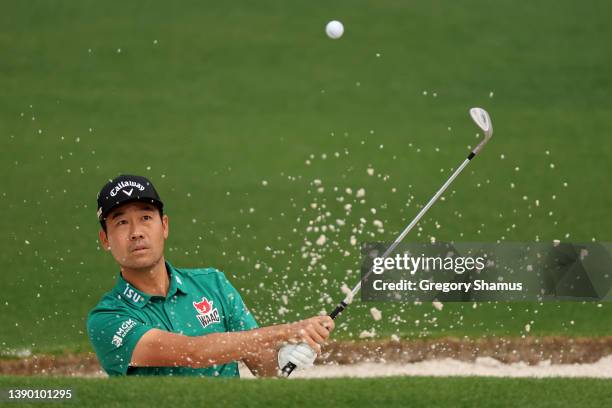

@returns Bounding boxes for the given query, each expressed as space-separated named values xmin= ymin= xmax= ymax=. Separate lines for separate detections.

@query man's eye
xmin=143 ymin=215 xmax=152 ymax=220
xmin=116 ymin=220 xmax=127 ymax=226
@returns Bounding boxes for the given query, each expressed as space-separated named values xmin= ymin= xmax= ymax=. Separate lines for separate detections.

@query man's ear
xmin=98 ymin=229 xmax=110 ymax=251
xmin=162 ymin=214 xmax=169 ymax=239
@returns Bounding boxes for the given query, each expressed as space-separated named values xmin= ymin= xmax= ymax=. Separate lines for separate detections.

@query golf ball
xmin=325 ymin=20 xmax=344 ymax=39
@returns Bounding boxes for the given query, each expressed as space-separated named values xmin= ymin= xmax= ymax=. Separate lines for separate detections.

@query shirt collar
xmin=112 ymin=260 xmax=188 ymax=308
xmin=166 ymin=261 xmax=189 ymax=297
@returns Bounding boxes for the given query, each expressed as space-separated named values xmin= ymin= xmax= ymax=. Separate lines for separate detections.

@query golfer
xmin=87 ymin=174 xmax=332 ymax=377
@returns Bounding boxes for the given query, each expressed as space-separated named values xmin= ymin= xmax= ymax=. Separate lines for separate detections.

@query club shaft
xmin=348 ymin=156 xmax=472 ymax=299
xmin=282 ymin=155 xmax=474 ymax=378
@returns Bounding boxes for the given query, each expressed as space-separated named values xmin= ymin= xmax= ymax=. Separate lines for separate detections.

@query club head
xmin=469 ymin=107 xmax=493 ymax=139
xmin=469 ymin=107 xmax=493 ymax=156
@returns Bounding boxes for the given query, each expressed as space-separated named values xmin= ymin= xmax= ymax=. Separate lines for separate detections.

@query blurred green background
xmin=1 ymin=0 xmax=611 ymax=354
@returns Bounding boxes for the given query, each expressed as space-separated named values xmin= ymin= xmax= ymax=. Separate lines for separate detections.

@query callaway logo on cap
xmin=96 ymin=174 xmax=163 ymax=221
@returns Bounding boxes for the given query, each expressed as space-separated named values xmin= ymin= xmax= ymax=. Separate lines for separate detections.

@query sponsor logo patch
xmin=123 ymin=285 xmax=143 ymax=303
xmin=193 ymin=296 xmax=220 ymax=328
xmin=109 ymin=180 xmax=146 ymax=197
xmin=111 ymin=318 xmax=137 ymax=348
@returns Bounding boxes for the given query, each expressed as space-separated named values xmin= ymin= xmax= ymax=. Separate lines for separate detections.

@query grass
xmin=1 ymin=0 xmax=612 ymax=354
xmin=0 ymin=376 xmax=611 ymax=408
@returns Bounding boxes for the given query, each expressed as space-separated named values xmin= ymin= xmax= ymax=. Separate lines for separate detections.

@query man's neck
xmin=120 ymin=257 xmax=169 ymax=297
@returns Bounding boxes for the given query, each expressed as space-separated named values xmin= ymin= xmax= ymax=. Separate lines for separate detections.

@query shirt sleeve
xmin=86 ymin=309 xmax=152 ymax=376
xmin=217 ymin=273 xmax=259 ymax=332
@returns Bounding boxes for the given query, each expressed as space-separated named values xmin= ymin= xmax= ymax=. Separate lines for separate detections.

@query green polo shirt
xmin=86 ymin=261 xmax=258 ymax=377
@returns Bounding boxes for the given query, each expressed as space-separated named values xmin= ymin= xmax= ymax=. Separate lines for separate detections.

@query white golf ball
xmin=325 ymin=20 xmax=344 ymax=39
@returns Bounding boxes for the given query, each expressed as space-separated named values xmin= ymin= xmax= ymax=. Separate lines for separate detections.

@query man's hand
xmin=277 ymin=343 xmax=317 ymax=371
xmin=244 ymin=315 xmax=334 ymax=377
xmin=284 ymin=316 xmax=335 ymax=353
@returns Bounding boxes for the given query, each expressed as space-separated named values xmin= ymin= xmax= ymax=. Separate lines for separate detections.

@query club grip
xmin=329 ymin=301 xmax=348 ymax=320
xmin=281 ymin=300 xmax=348 ymax=377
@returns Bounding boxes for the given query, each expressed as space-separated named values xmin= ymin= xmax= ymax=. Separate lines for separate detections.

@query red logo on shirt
xmin=193 ymin=296 xmax=220 ymax=328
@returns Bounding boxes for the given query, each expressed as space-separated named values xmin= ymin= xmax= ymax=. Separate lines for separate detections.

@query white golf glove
xmin=277 ymin=343 xmax=317 ymax=370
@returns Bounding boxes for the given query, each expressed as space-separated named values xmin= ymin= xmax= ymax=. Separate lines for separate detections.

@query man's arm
xmin=130 ymin=316 xmax=333 ymax=370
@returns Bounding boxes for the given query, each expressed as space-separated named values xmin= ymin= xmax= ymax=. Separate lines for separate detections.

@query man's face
xmin=98 ymin=201 xmax=169 ymax=271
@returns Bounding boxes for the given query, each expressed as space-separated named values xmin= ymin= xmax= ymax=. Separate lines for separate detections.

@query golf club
xmin=282 ymin=107 xmax=494 ymax=376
